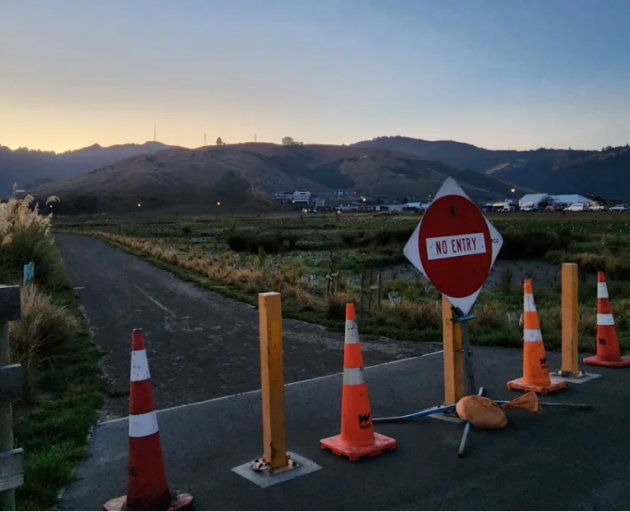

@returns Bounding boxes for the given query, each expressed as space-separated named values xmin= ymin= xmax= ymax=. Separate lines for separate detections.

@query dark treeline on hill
xmin=354 ymin=136 xmax=630 ymax=200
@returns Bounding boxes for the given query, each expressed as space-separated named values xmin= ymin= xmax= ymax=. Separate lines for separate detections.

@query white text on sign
xmin=426 ymin=233 xmax=486 ymax=260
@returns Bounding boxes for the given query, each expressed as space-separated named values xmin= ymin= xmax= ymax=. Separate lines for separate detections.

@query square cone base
xmin=103 ymin=486 xmax=194 ymax=511
xmin=320 ymin=432 xmax=397 ymax=461
xmin=507 ymin=376 xmax=568 ymax=395
xmin=583 ymin=355 xmax=630 ymax=368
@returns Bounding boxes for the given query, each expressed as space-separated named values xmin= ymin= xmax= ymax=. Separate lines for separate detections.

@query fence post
xmin=442 ymin=295 xmax=464 ymax=405
xmin=0 ymin=285 xmax=23 ymax=511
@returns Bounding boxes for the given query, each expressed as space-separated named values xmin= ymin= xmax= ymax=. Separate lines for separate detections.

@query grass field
xmin=55 ymin=210 xmax=630 ymax=352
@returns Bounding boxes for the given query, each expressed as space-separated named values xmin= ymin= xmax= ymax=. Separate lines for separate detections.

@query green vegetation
xmin=0 ymin=195 xmax=106 ymax=510
xmin=56 ymin=211 xmax=630 ymax=353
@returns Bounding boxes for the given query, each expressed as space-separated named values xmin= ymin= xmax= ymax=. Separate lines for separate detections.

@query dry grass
xmin=475 ymin=301 xmax=507 ymax=328
xmin=539 ymin=306 xmax=562 ymax=332
xmin=9 ymin=284 xmax=77 ymax=400
xmin=399 ymin=300 xmax=441 ymax=330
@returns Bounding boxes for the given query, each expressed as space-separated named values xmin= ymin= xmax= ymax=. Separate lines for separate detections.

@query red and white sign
xmin=403 ymin=177 xmax=503 ymax=315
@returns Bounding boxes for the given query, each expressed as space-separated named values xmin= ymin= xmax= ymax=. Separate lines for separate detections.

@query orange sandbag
xmin=500 ymin=391 xmax=541 ymax=412
xmin=456 ymin=395 xmax=507 ymax=429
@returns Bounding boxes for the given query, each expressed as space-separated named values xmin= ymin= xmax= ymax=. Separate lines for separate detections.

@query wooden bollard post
xmin=0 ymin=285 xmax=23 ymax=511
xmin=561 ymin=263 xmax=579 ymax=375
xmin=442 ymin=296 xmax=464 ymax=405
xmin=258 ymin=292 xmax=289 ymax=472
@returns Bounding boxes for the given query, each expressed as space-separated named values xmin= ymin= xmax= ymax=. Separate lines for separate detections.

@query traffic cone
xmin=320 ymin=304 xmax=396 ymax=461
xmin=104 ymin=329 xmax=193 ymax=511
xmin=507 ymin=280 xmax=568 ymax=394
xmin=583 ymin=272 xmax=630 ymax=367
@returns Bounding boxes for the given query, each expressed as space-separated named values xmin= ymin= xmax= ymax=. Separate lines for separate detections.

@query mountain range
xmin=29 ymin=143 xmax=527 ymax=215
xmin=0 ymin=141 xmax=173 ymax=194
xmin=353 ymin=136 xmax=630 ymax=200
xmin=3 ymin=135 xmax=629 ymax=213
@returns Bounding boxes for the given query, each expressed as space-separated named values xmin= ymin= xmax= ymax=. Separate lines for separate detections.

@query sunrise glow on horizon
xmin=2 ymin=0 xmax=630 ymax=153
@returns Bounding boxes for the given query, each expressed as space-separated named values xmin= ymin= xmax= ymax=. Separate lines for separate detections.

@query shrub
xmin=326 ymin=293 xmax=354 ymax=321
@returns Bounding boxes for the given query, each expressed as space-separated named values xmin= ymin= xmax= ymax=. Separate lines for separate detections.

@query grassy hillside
xmin=31 ymin=143 xmax=529 ymax=214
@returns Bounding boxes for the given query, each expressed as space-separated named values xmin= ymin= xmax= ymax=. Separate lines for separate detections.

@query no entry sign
xmin=404 ymin=178 xmax=503 ymax=315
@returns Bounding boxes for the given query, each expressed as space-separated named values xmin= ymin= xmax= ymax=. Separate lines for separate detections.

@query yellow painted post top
xmin=258 ymin=292 xmax=288 ymax=470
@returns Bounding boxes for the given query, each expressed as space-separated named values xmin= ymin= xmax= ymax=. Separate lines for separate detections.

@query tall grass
xmin=0 ymin=195 xmax=61 ymax=289
xmin=9 ymin=284 xmax=77 ymax=400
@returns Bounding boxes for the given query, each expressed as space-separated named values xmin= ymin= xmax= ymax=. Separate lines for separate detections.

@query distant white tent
xmin=550 ymin=194 xmax=591 ymax=205
xmin=518 ymin=193 xmax=550 ymax=208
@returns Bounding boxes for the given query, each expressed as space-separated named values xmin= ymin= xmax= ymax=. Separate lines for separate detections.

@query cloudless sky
xmin=2 ymin=0 xmax=630 ymax=152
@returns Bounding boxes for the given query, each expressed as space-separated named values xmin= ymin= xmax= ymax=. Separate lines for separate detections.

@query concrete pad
xmin=61 ymin=347 xmax=630 ymax=511
xmin=232 ymin=452 xmax=322 ymax=488
xmin=550 ymin=371 xmax=602 ymax=384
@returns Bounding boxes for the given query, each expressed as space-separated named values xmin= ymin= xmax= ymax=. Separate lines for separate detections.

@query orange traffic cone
xmin=104 ymin=329 xmax=193 ymax=511
xmin=507 ymin=280 xmax=568 ymax=394
xmin=320 ymin=304 xmax=396 ymax=461
xmin=583 ymin=272 xmax=630 ymax=368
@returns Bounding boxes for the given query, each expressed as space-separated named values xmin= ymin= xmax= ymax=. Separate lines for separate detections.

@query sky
xmin=2 ymin=0 xmax=630 ymax=152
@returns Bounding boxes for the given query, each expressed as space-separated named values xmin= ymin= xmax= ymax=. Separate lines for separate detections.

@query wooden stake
xmin=258 ymin=292 xmax=288 ymax=471
xmin=359 ymin=273 xmax=364 ymax=316
xmin=561 ymin=263 xmax=579 ymax=375
xmin=442 ymin=296 xmax=464 ymax=405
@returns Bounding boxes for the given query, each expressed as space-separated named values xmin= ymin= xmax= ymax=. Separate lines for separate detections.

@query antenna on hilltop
xmin=154 ymin=124 xmax=156 ymax=142
xmin=204 ymin=133 xmax=207 ymax=145
xmin=254 ymin=133 xmax=257 ymax=142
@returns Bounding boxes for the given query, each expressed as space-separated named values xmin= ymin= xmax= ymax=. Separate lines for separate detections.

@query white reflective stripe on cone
xmin=524 ymin=293 xmax=537 ymax=312
xmin=345 ymin=320 xmax=360 ymax=344
xmin=598 ymin=282 xmax=609 ymax=299
xmin=129 ymin=411 xmax=159 ymax=438
xmin=130 ymin=349 xmax=151 ymax=382
xmin=343 ymin=367 xmax=365 ymax=385
xmin=524 ymin=329 xmax=543 ymax=342
xmin=597 ymin=314 xmax=615 ymax=326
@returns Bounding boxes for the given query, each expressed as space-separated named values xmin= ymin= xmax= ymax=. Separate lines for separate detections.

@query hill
xmin=30 ymin=143 xmax=527 ymax=214
xmin=0 ymin=141 xmax=174 ymax=195
xmin=496 ymin=145 xmax=630 ymax=200
xmin=353 ymin=136 xmax=630 ymax=198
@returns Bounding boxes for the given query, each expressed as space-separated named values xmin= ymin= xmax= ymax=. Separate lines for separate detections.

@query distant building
xmin=518 ymin=193 xmax=550 ymax=209
xmin=292 ymin=191 xmax=311 ymax=203
xmin=272 ymin=190 xmax=312 ymax=204
xmin=334 ymin=189 xmax=349 ymax=196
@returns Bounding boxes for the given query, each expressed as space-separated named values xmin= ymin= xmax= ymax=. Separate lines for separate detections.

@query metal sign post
xmin=452 ymin=307 xmax=476 ymax=396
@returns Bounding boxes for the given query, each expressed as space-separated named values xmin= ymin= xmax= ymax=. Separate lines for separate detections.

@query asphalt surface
xmin=60 ymin=347 xmax=630 ymax=511
xmin=56 ymin=234 xmax=439 ymax=420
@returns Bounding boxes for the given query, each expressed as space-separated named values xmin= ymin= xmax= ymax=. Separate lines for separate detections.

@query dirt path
xmin=56 ymin=234 xmax=439 ymax=420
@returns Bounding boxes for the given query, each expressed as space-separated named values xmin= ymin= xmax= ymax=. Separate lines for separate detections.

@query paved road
xmin=61 ymin=347 xmax=630 ymax=511
xmin=56 ymin=234 xmax=439 ymax=420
